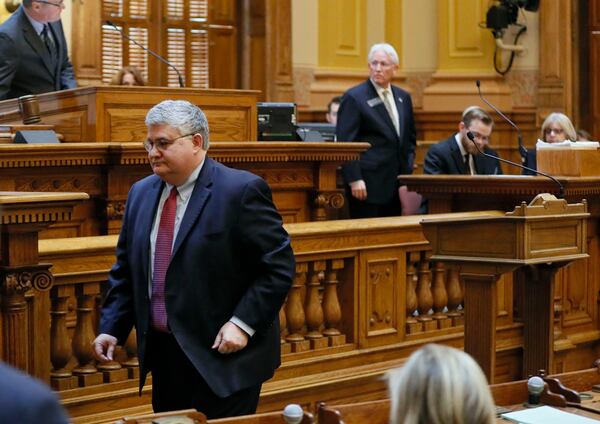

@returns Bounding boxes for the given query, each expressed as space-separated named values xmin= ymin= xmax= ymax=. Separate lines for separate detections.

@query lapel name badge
xmin=367 ymin=97 xmax=383 ymax=107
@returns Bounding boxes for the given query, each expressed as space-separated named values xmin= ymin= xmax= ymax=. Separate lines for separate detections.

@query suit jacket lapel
xmin=139 ymin=178 xmax=164 ymax=284
xmin=367 ymin=80 xmax=399 ymax=140
xmin=391 ymin=86 xmax=404 ymax=140
xmin=20 ymin=12 xmax=56 ymax=76
xmin=171 ymin=158 xmax=214 ymax=259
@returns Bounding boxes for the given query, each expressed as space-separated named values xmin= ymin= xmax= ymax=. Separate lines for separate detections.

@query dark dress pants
xmin=147 ymin=330 xmax=262 ymax=419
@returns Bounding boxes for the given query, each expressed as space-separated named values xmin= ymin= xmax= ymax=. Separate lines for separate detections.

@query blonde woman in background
xmin=388 ymin=344 xmax=495 ymax=424
xmin=540 ymin=112 xmax=577 ymax=143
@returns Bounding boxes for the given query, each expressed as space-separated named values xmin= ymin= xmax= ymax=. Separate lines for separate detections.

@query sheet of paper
xmin=501 ymin=405 xmax=600 ymax=423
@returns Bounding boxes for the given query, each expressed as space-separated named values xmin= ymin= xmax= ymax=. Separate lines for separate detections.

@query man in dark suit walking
xmin=424 ymin=106 xmax=503 ymax=175
xmin=93 ymin=100 xmax=295 ymax=418
xmin=0 ymin=361 xmax=69 ymax=424
xmin=0 ymin=0 xmax=76 ymax=100
xmin=336 ymin=43 xmax=416 ymax=218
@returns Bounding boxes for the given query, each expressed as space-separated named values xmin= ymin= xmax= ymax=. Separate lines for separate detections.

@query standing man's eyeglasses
xmin=34 ymin=0 xmax=65 ymax=7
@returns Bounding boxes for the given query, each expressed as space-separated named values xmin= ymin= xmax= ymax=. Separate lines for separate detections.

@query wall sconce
xmin=5 ymin=0 xmax=21 ymax=13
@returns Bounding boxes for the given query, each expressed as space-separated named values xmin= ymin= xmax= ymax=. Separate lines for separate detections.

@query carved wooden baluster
xmin=122 ymin=328 xmax=139 ymax=379
xmin=72 ymin=283 xmax=101 ymax=385
xmin=279 ymin=303 xmax=288 ymax=343
xmin=406 ymin=251 xmax=420 ymax=333
xmin=416 ymin=251 xmax=435 ymax=330
xmin=50 ymin=285 xmax=74 ymax=389
xmin=323 ymin=259 xmax=343 ymax=342
xmin=305 ymin=261 xmax=326 ymax=347
xmin=446 ymin=268 xmax=463 ymax=325
xmin=431 ymin=262 xmax=448 ymax=319
xmin=285 ymin=263 xmax=307 ymax=347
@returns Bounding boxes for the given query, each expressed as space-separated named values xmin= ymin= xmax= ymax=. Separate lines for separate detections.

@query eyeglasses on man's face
xmin=467 ymin=129 xmax=490 ymax=143
xmin=143 ymin=133 xmax=195 ymax=152
xmin=35 ymin=0 xmax=65 ymax=8
xmin=369 ymin=60 xmax=394 ymax=69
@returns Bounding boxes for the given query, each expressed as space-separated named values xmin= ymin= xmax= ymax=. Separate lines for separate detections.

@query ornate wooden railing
xmin=3 ymin=205 xmax=598 ymax=422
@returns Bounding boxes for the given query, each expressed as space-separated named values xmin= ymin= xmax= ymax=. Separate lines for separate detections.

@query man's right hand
xmin=349 ymin=179 xmax=368 ymax=201
xmin=92 ymin=333 xmax=118 ymax=362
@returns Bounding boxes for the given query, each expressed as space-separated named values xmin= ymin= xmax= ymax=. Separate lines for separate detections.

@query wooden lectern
xmin=421 ymin=194 xmax=588 ymax=382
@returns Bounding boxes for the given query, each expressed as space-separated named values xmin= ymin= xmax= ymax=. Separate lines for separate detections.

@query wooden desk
xmin=0 ymin=86 xmax=259 ymax=142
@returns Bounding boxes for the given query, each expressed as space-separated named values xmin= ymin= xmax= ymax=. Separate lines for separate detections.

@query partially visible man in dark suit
xmin=336 ymin=43 xmax=416 ymax=218
xmin=0 ymin=0 xmax=76 ymax=100
xmin=0 ymin=361 xmax=69 ymax=424
xmin=424 ymin=106 xmax=503 ymax=175
xmin=92 ymin=100 xmax=295 ymax=419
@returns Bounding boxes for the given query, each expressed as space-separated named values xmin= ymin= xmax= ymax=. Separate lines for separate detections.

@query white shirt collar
xmin=164 ymin=159 xmax=205 ymax=201
xmin=454 ymin=132 xmax=468 ymax=157
xmin=370 ymin=79 xmax=392 ymax=97
xmin=23 ymin=8 xmax=46 ymax=35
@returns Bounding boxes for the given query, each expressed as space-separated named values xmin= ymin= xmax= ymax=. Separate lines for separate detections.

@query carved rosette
xmin=106 ymin=201 xmax=126 ymax=220
xmin=314 ymin=191 xmax=345 ymax=210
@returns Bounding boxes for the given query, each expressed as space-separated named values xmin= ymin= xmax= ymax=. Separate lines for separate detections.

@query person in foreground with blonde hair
xmin=387 ymin=344 xmax=495 ymax=424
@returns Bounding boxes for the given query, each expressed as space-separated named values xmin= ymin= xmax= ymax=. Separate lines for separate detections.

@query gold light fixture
xmin=5 ymin=0 xmax=21 ymax=13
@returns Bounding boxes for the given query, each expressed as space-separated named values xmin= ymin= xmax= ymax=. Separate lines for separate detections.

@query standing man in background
xmin=336 ymin=43 xmax=416 ymax=218
xmin=0 ymin=0 xmax=76 ymax=100
xmin=93 ymin=100 xmax=294 ymax=419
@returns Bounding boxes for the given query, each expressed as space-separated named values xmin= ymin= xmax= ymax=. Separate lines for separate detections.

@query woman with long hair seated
xmin=523 ymin=112 xmax=577 ymax=174
xmin=110 ymin=66 xmax=146 ymax=86
xmin=387 ymin=344 xmax=495 ymax=424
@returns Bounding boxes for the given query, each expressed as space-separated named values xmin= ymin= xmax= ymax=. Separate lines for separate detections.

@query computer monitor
xmin=257 ymin=102 xmax=297 ymax=141
xmin=296 ymin=122 xmax=336 ymax=141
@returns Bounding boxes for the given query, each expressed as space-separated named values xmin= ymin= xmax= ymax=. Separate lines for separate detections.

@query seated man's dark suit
xmin=337 ymin=80 xmax=416 ymax=216
xmin=100 ymin=157 xmax=294 ymax=418
xmin=424 ymin=135 xmax=503 ymax=175
xmin=0 ymin=361 xmax=69 ymax=424
xmin=522 ymin=150 xmax=537 ymax=175
xmin=0 ymin=5 xmax=76 ymax=100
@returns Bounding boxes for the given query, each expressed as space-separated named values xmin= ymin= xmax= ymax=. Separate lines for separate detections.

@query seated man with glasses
xmin=0 ymin=0 xmax=76 ymax=100
xmin=424 ymin=106 xmax=503 ymax=175
xmin=93 ymin=100 xmax=294 ymax=419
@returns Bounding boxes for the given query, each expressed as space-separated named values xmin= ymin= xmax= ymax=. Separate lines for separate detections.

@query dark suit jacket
xmin=100 ymin=157 xmax=295 ymax=398
xmin=336 ymin=80 xmax=416 ymax=204
xmin=0 ymin=362 xmax=69 ymax=424
xmin=0 ymin=6 xmax=76 ymax=100
xmin=522 ymin=150 xmax=537 ymax=175
xmin=424 ymin=135 xmax=503 ymax=175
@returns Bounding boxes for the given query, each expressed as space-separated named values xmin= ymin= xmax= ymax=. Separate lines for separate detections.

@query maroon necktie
xmin=151 ymin=186 xmax=178 ymax=332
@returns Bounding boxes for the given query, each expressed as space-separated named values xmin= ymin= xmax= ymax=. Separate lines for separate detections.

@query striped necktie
xmin=41 ymin=25 xmax=57 ymax=58
xmin=151 ymin=186 xmax=178 ymax=332
xmin=382 ymin=90 xmax=400 ymax=135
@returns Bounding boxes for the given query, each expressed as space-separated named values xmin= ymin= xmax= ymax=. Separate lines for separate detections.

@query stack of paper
xmin=501 ymin=405 xmax=600 ymax=423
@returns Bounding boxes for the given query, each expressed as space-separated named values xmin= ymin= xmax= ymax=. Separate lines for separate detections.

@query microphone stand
xmin=105 ymin=20 xmax=185 ymax=88
xmin=476 ymin=80 xmax=527 ymax=162
xmin=466 ymin=131 xmax=565 ymax=198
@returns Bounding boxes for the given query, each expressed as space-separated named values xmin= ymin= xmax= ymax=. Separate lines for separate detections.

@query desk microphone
xmin=466 ymin=131 xmax=565 ymax=198
xmin=476 ymin=80 xmax=527 ymax=162
xmin=105 ymin=20 xmax=185 ymax=88
xmin=527 ymin=376 xmax=545 ymax=405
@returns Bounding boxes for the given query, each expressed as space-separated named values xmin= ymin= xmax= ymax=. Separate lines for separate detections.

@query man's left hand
xmin=212 ymin=321 xmax=249 ymax=354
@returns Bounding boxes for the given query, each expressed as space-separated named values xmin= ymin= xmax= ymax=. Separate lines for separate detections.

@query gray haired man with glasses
xmin=0 ymin=0 xmax=76 ymax=100
xmin=93 ymin=100 xmax=295 ymax=418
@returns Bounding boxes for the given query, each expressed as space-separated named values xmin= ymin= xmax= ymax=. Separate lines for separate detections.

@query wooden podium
xmin=0 ymin=86 xmax=259 ymax=142
xmin=421 ymin=194 xmax=588 ymax=382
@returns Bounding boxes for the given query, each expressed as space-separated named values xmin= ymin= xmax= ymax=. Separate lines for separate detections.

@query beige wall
xmin=292 ymin=0 xmax=540 ymax=111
